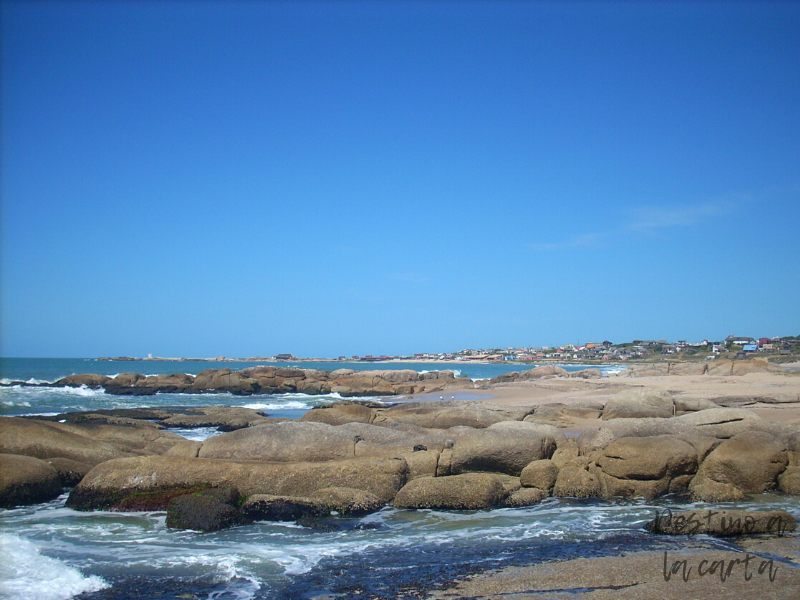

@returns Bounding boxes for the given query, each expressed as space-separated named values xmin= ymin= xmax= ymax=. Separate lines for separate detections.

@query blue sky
xmin=2 ymin=1 xmax=799 ymax=358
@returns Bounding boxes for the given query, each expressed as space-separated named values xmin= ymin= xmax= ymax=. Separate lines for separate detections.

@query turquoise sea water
xmin=1 ymin=359 xmax=797 ymax=600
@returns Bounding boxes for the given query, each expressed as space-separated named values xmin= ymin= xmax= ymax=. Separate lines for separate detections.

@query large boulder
xmin=552 ymin=466 xmax=601 ymax=498
xmin=690 ymin=431 xmax=788 ymax=501
xmin=66 ymin=455 xmax=407 ymax=511
xmin=593 ymin=436 xmax=698 ymax=499
xmin=671 ymin=408 xmax=765 ymax=439
xmin=393 ymin=474 xmax=507 ymax=510
xmin=520 ymin=460 xmax=559 ymax=491
xmin=594 ymin=436 xmax=697 ymax=481
xmin=521 ymin=365 xmax=568 ymax=380
xmin=450 ymin=426 xmax=558 ymax=476
xmin=300 ymin=401 xmax=379 ymax=425
xmin=602 ymin=388 xmax=674 ymax=420
xmin=102 ymin=373 xmax=196 ymax=395
xmin=580 ymin=408 xmax=767 ymax=452
xmin=240 ymin=494 xmax=329 ymax=522
xmin=0 ymin=454 xmax=62 ymax=508
xmin=166 ymin=491 xmax=241 ymax=532
xmin=54 ymin=373 xmax=112 ymax=388
xmin=197 ymin=421 xmax=359 ymax=462
xmin=0 ymin=417 xmax=130 ymax=466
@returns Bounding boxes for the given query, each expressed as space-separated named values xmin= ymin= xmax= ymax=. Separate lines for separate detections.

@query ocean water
xmin=0 ymin=358 xmax=624 ymax=419
xmin=2 ymin=358 xmax=797 ymax=600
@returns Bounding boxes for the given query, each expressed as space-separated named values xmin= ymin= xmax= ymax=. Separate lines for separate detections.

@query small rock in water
xmin=645 ymin=509 xmax=796 ymax=537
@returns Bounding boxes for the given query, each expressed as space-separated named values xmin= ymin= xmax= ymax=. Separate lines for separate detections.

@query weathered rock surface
xmin=673 ymin=397 xmax=721 ymax=413
xmin=489 ymin=365 xmax=569 ymax=384
xmin=308 ymin=487 xmax=384 ymax=517
xmin=45 ymin=421 xmax=186 ymax=456
xmin=569 ymin=368 xmax=602 ymax=379
xmin=593 ymin=435 xmax=698 ymax=499
xmin=779 ymin=467 xmax=800 ymax=494
xmin=552 ymin=465 xmax=601 ymax=498
xmin=0 ymin=417 xmax=131 ymax=465
xmin=0 ymin=453 xmax=62 ymax=508
xmin=198 ymin=421 xmax=359 ymax=462
xmin=160 ymin=407 xmax=276 ymax=431
xmin=707 ymin=358 xmax=783 ymax=376
xmin=578 ymin=408 xmax=768 ymax=453
xmin=524 ymin=402 xmax=604 ymax=427
xmin=300 ymin=401 xmax=382 ymax=425
xmin=166 ymin=490 xmax=241 ymax=532
xmin=372 ymin=401 xmax=529 ymax=429
xmin=519 ymin=460 xmax=559 ymax=490
xmin=602 ymin=388 xmax=675 ymax=420
xmin=620 ymin=358 xmax=782 ymax=377
xmin=54 ymin=373 xmax=112 ymax=388
xmin=240 ymin=494 xmax=329 ymax=522
xmin=690 ymin=431 xmax=788 ymax=501
xmin=393 ymin=473 xmax=507 ymax=510
xmin=450 ymin=425 xmax=558 ymax=476
xmin=432 ymin=547 xmax=800 ymax=600
xmin=66 ymin=455 xmax=407 ymax=511
xmin=646 ymin=509 xmax=796 ymax=536
xmin=504 ymin=487 xmax=548 ymax=507
xmin=594 ymin=436 xmax=697 ymax=481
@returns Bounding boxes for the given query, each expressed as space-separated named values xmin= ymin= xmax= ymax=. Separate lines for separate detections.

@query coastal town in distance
xmin=98 ymin=333 xmax=800 ymax=364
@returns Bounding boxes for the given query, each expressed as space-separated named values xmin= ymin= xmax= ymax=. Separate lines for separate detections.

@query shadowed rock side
xmin=18 ymin=367 xmax=475 ymax=396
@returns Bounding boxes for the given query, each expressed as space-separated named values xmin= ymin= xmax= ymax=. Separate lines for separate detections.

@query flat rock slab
xmin=67 ymin=455 xmax=407 ymax=510
xmin=428 ymin=547 xmax=800 ymax=599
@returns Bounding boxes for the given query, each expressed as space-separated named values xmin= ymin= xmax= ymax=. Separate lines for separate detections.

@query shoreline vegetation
xmin=2 ymin=360 xmax=799 ymax=598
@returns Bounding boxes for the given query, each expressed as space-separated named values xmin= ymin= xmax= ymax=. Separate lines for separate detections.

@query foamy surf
xmin=0 ymin=534 xmax=109 ymax=600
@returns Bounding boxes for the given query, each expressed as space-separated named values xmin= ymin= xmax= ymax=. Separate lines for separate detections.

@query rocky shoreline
xmin=2 ymin=362 xmax=799 ymax=598
xmin=2 ymin=363 xmax=798 ymax=515
xmin=2 ymin=366 xmax=473 ymax=396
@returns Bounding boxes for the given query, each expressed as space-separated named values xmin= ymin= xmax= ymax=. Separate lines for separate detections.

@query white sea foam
xmin=169 ymin=426 xmax=221 ymax=441
xmin=239 ymin=400 xmax=312 ymax=411
xmin=1 ymin=400 xmax=31 ymax=407
xmin=0 ymin=534 xmax=109 ymax=600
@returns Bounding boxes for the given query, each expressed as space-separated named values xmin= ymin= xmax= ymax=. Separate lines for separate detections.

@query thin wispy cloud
xmin=627 ymin=202 xmax=728 ymax=232
xmin=531 ymin=200 xmax=735 ymax=251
